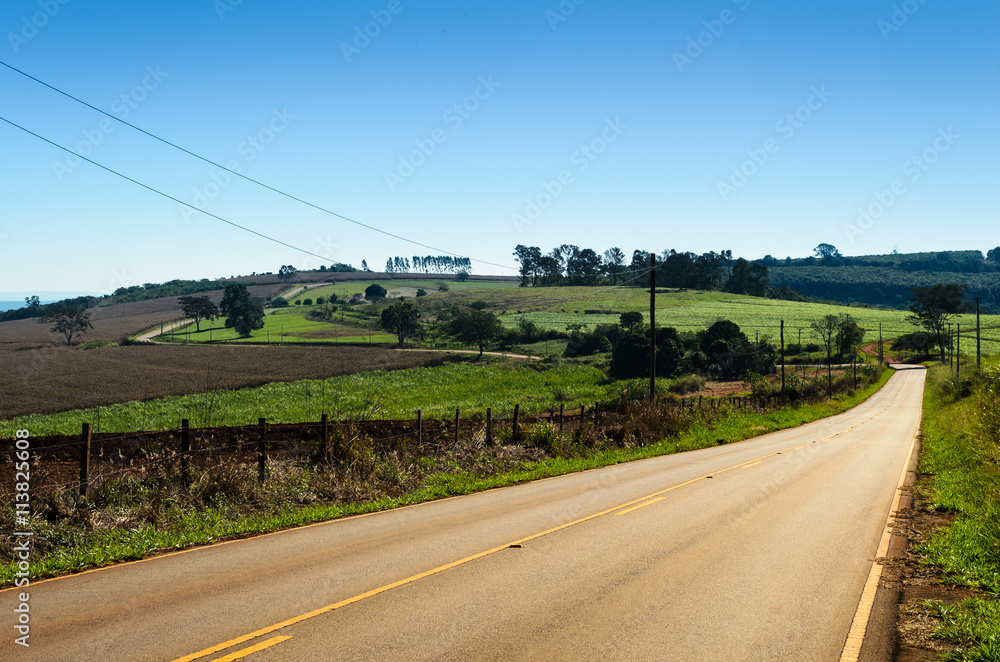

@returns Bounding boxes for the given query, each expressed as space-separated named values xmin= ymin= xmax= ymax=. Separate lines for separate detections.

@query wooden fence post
xmin=512 ymin=404 xmax=519 ymax=443
xmin=181 ymin=419 xmax=190 ymax=486
xmin=454 ymin=408 xmax=460 ymax=445
xmin=320 ymin=413 xmax=329 ymax=464
xmin=486 ymin=408 xmax=493 ymax=446
xmin=257 ymin=418 xmax=267 ymax=484
xmin=79 ymin=422 xmax=91 ymax=498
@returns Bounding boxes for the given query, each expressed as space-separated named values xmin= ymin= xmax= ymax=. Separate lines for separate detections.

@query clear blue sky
xmin=1 ymin=0 xmax=997 ymax=294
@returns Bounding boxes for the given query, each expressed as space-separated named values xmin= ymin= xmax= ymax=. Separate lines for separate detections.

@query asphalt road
xmin=3 ymin=366 xmax=925 ymax=661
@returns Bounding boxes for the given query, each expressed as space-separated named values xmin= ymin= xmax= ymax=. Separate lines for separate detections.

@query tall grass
xmin=918 ymin=361 xmax=1000 ymax=660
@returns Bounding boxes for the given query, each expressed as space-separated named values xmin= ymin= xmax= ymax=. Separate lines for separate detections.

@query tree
xmin=810 ymin=315 xmax=839 ymax=364
xmin=908 ymin=284 xmax=969 ymax=361
xmin=380 ymin=301 xmax=420 ymax=347
xmin=835 ymin=315 xmax=866 ymax=360
xmin=365 ymin=283 xmax=387 ymax=301
xmin=278 ymin=265 xmax=298 ymax=281
xmin=455 ymin=270 xmax=470 ymax=282
xmin=604 ymin=248 xmax=626 ymax=284
xmin=361 ymin=259 xmax=370 ymax=272
xmin=219 ymin=284 xmax=265 ymax=337
xmin=813 ymin=243 xmax=841 ymax=260
xmin=619 ymin=311 xmax=644 ymax=331
xmin=987 ymin=247 xmax=1000 ymax=263
xmin=449 ymin=308 xmax=503 ymax=356
xmin=24 ymin=295 xmax=40 ymax=309
xmin=178 ymin=295 xmax=218 ymax=332
xmin=40 ymin=307 xmax=92 ymax=345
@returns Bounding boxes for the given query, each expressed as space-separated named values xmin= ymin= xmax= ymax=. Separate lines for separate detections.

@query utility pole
xmin=977 ymin=297 xmax=981 ymax=371
xmin=649 ymin=253 xmax=656 ymax=400
xmin=780 ymin=320 xmax=785 ymax=392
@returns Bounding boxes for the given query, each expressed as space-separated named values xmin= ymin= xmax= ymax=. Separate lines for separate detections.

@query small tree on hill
xmin=278 ymin=265 xmax=298 ymax=281
xmin=365 ymin=283 xmax=387 ymax=301
xmin=40 ymin=307 xmax=92 ymax=345
xmin=380 ymin=301 xmax=420 ymax=347
xmin=220 ymin=283 xmax=265 ymax=337
xmin=179 ymin=295 xmax=218 ymax=332
xmin=449 ymin=308 xmax=503 ymax=357
xmin=813 ymin=243 xmax=841 ymax=260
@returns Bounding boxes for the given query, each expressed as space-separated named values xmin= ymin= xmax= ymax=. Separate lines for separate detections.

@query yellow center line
xmin=170 ymin=392 xmax=902 ymax=662
xmin=614 ymin=497 xmax=665 ymax=516
xmin=212 ymin=636 xmax=292 ymax=661
xmin=741 ymin=461 xmax=763 ymax=469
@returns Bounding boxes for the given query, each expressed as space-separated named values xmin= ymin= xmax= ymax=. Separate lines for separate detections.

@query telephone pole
xmin=649 ymin=253 xmax=656 ymax=400
xmin=780 ymin=320 xmax=785 ymax=392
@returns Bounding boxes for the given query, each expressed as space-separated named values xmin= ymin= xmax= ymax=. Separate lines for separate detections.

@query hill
xmin=765 ymin=250 xmax=1000 ymax=313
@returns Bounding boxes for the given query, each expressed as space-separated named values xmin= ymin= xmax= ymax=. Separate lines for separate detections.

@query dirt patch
xmin=888 ymin=476 xmax=987 ymax=660
xmin=293 ymin=328 xmax=369 ymax=340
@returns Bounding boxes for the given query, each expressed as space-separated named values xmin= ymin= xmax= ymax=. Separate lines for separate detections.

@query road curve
xmin=3 ymin=366 xmax=925 ymax=661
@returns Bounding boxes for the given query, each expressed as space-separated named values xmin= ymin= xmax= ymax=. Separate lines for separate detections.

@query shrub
xmin=416 ymin=289 xmax=427 ymax=297
xmin=303 ymin=298 xmax=313 ymax=306
xmin=270 ymin=297 xmax=290 ymax=308
xmin=667 ymin=374 xmax=705 ymax=395
xmin=316 ymin=297 xmax=326 ymax=305
xmin=78 ymin=339 xmax=117 ymax=351
xmin=295 ymin=299 xmax=302 ymax=306
xmin=436 ymin=282 xmax=449 ymax=292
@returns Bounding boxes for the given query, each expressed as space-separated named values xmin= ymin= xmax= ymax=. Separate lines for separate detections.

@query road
xmin=3 ymin=366 xmax=925 ymax=661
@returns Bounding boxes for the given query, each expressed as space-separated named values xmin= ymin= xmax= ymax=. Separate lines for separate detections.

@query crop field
xmin=0 ymin=345 xmax=463 ymax=421
xmin=1 ymin=363 xmax=609 ymax=437
xmin=288 ymin=278 xmax=517 ymax=304
xmin=170 ymin=308 xmax=397 ymax=345
xmin=497 ymin=294 xmax=1000 ymax=354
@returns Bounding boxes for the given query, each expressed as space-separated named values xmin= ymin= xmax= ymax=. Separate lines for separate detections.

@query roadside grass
xmin=0 ymin=362 xmax=611 ymax=437
xmin=917 ymin=361 xmax=1000 ymax=660
xmin=0 ymin=366 xmax=893 ymax=585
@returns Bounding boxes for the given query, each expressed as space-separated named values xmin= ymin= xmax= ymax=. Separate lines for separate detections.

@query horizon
xmin=1 ymin=2 xmax=997 ymax=292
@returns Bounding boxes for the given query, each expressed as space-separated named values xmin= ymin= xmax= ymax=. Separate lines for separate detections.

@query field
xmin=1 ymin=363 xmax=610 ymax=437
xmin=0 ymin=344 xmax=466 ymax=421
xmin=170 ymin=308 xmax=398 ymax=345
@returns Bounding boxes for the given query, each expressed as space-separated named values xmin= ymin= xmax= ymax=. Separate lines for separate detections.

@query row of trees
xmin=512 ymin=245 xmax=771 ymax=296
xmin=384 ymin=256 xmax=472 ymax=274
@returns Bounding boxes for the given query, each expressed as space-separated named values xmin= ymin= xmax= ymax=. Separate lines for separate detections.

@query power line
xmin=0 ymin=59 xmax=515 ymax=271
xmin=0 ymin=115 xmax=332 ymax=263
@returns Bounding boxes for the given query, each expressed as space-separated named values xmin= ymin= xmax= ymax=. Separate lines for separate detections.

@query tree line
xmin=513 ymin=245 xmax=779 ymax=297
xmin=384 ymin=255 xmax=472 ymax=274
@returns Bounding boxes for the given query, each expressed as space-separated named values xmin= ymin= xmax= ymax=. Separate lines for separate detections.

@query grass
xmin=915 ymin=361 xmax=1000 ymax=660
xmin=0 ymin=366 xmax=893 ymax=585
xmin=166 ymin=308 xmax=397 ymax=345
xmin=1 ymin=362 xmax=611 ymax=436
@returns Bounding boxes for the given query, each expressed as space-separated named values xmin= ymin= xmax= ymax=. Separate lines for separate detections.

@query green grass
xmin=916 ymin=361 xmax=1000 ymax=660
xmin=0 ymin=362 xmax=611 ymax=436
xmin=167 ymin=308 xmax=397 ymax=345
xmin=0 ymin=366 xmax=894 ymax=585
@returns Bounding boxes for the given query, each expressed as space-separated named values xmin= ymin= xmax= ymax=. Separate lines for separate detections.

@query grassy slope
xmin=917 ymin=362 xmax=1000 ymax=661
xmin=1 ymin=368 xmax=894 ymax=585
xmin=1 ymin=363 xmax=610 ymax=436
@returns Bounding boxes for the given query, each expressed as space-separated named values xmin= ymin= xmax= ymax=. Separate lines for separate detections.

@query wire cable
xmin=0 ymin=60 xmax=515 ymax=271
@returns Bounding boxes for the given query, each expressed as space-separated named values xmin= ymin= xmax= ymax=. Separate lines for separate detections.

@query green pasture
xmin=1 ymin=363 xmax=610 ymax=437
xmin=168 ymin=307 xmax=396 ymax=345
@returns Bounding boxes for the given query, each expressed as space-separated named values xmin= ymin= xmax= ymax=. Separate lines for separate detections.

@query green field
xmin=171 ymin=281 xmax=1000 ymax=356
xmin=168 ymin=307 xmax=397 ymax=345
xmin=2 ymin=363 xmax=610 ymax=436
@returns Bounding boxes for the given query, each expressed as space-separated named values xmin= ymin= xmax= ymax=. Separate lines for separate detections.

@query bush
xmin=270 ymin=297 xmax=290 ymax=308
xmin=78 ymin=339 xmax=117 ymax=351
xmin=302 ymin=298 xmax=313 ymax=306
xmin=436 ymin=282 xmax=449 ymax=292
xmin=316 ymin=297 xmax=326 ymax=305
xmin=365 ymin=284 xmax=387 ymax=301
xmin=455 ymin=271 xmax=469 ymax=282
xmin=295 ymin=299 xmax=302 ymax=306
xmin=416 ymin=289 xmax=427 ymax=297
xmin=666 ymin=374 xmax=705 ymax=395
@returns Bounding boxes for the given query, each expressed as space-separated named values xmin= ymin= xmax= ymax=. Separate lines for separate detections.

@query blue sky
xmin=1 ymin=0 xmax=997 ymax=294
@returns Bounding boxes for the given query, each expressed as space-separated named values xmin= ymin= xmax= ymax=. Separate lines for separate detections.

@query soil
xmin=872 ymin=473 xmax=987 ymax=661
